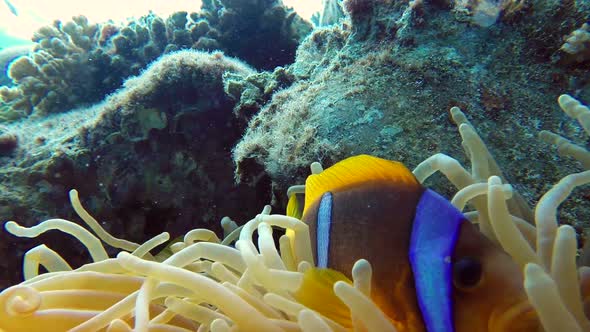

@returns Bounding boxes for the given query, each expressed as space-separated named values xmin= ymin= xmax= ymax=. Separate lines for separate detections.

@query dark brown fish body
xmin=303 ymin=181 xmax=426 ymax=330
xmin=296 ymin=155 xmax=540 ymax=332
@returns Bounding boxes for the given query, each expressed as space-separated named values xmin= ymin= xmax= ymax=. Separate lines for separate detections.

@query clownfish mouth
xmin=488 ymin=300 xmax=541 ymax=332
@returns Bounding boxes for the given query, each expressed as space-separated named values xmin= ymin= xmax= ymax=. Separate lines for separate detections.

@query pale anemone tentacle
xmin=235 ymin=238 xmax=303 ymax=294
xmin=310 ymin=161 xmax=324 ymax=174
xmin=263 ymin=292 xmax=305 ymax=318
xmin=535 ymin=170 xmax=590 ymax=270
xmin=222 ymin=282 xmax=284 ymax=319
xmin=130 ymin=223 xmax=239 ymax=331
xmin=441 ymin=98 xmax=590 ymax=330
xmin=23 ymin=244 xmax=73 ymax=280
xmin=219 ymin=204 xmax=272 ymax=246
xmin=412 ymin=153 xmax=473 ymax=189
xmin=241 ymin=214 xmax=314 ymax=268
xmin=262 ymin=292 xmax=348 ymax=332
xmin=210 ymin=262 xmax=240 ymax=284
xmin=551 ymin=225 xmax=587 ymax=326
xmin=352 ymin=259 xmax=372 ymax=297
xmin=416 ymin=106 xmax=534 ymax=239
xmin=524 ymin=263 xmax=582 ymax=332
xmin=279 ymin=234 xmax=298 ymax=272
xmin=297 ymin=261 xmax=312 ymax=273
xmin=457 ymin=123 xmax=490 ymax=183
xmin=220 ymin=217 xmax=238 ymax=239
xmin=258 ymin=222 xmax=287 ymax=270
xmin=2 ymin=285 xmax=41 ymax=316
xmin=70 ymin=282 xmax=198 ymax=331
xmin=449 ymin=107 xmax=508 ymax=184
xmin=487 ymin=176 xmax=539 ymax=268
xmin=450 ymin=182 xmax=512 ymax=212
xmin=164 ymin=297 xmax=232 ymax=327
xmin=69 ymin=189 xmax=140 ymax=252
xmin=133 ymin=232 xmax=170 ymax=258
xmin=116 ymin=251 xmax=281 ymax=332
xmin=107 ymin=318 xmax=133 ymax=332
xmin=150 ymin=309 xmax=177 ymax=325
xmin=170 ymin=242 xmax=187 ymax=254
xmin=298 ymin=309 xmax=332 ymax=331
xmin=75 ymin=258 xmax=127 ymax=274
xmin=334 ymin=281 xmax=396 ymax=332
xmin=131 ymin=230 xmax=247 ymax=332
xmin=286 ymin=184 xmax=306 ymax=198
xmin=528 ymin=170 xmax=590 ymax=330
xmin=210 ymin=318 xmax=231 ymax=332
xmin=220 ymin=225 xmax=244 ymax=246
xmin=351 ymin=259 xmax=372 ymax=332
xmin=135 ymin=278 xmax=158 ymax=332
xmin=450 ymin=181 xmax=536 ymax=247
xmin=184 ymin=229 xmax=220 ymax=244
xmin=539 ymin=130 xmax=590 ymax=169
xmin=121 ymin=208 xmax=302 ymax=332
xmin=164 ymin=241 xmax=245 ymax=272
xmin=5 ymin=219 xmax=109 ymax=262
xmin=557 ymin=94 xmax=590 ymax=136
xmin=412 ymin=152 xmax=497 ymax=241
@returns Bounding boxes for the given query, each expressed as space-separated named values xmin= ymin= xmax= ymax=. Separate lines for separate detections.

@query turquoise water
xmin=0 ymin=28 xmax=32 ymax=48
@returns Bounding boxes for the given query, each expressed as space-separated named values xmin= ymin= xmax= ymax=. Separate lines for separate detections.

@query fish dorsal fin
xmin=304 ymin=155 xmax=419 ymax=213
xmin=294 ymin=268 xmax=353 ymax=328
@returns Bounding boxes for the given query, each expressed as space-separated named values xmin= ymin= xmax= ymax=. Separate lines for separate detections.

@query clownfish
xmin=287 ymin=155 xmax=540 ymax=332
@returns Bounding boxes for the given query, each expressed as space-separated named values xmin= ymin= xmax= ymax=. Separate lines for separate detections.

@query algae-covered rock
xmin=233 ymin=0 xmax=590 ymax=222
xmin=0 ymin=50 xmax=263 ymax=288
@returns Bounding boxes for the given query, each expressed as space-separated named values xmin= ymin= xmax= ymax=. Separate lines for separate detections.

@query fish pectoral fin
xmin=293 ymin=268 xmax=353 ymax=328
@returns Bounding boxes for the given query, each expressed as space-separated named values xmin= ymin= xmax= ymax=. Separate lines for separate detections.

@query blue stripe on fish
xmin=409 ymin=189 xmax=463 ymax=332
xmin=317 ymin=192 xmax=333 ymax=268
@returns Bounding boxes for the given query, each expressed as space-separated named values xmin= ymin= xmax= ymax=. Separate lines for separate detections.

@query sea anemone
xmin=0 ymin=188 xmax=393 ymax=332
xmin=1 ymin=97 xmax=590 ymax=331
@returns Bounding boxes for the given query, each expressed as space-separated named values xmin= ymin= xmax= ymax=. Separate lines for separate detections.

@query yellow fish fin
xmin=304 ymin=154 xmax=420 ymax=213
xmin=294 ymin=268 xmax=353 ymax=328
xmin=286 ymin=192 xmax=303 ymax=219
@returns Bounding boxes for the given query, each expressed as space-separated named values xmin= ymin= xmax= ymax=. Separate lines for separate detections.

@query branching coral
xmin=199 ymin=0 xmax=312 ymax=70
xmin=0 ymin=13 xmax=195 ymax=118
xmin=560 ymin=24 xmax=590 ymax=64
xmin=2 ymin=96 xmax=590 ymax=331
xmin=0 ymin=2 xmax=311 ymax=121
xmin=0 ymin=16 xmax=101 ymax=117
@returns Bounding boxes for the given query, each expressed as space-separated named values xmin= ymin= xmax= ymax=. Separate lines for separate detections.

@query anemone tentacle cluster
xmin=1 ymin=96 xmax=590 ymax=331
xmin=0 ymin=188 xmax=394 ymax=332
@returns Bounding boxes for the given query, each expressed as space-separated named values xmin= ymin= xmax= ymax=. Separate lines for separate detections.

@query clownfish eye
xmin=453 ymin=257 xmax=483 ymax=290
